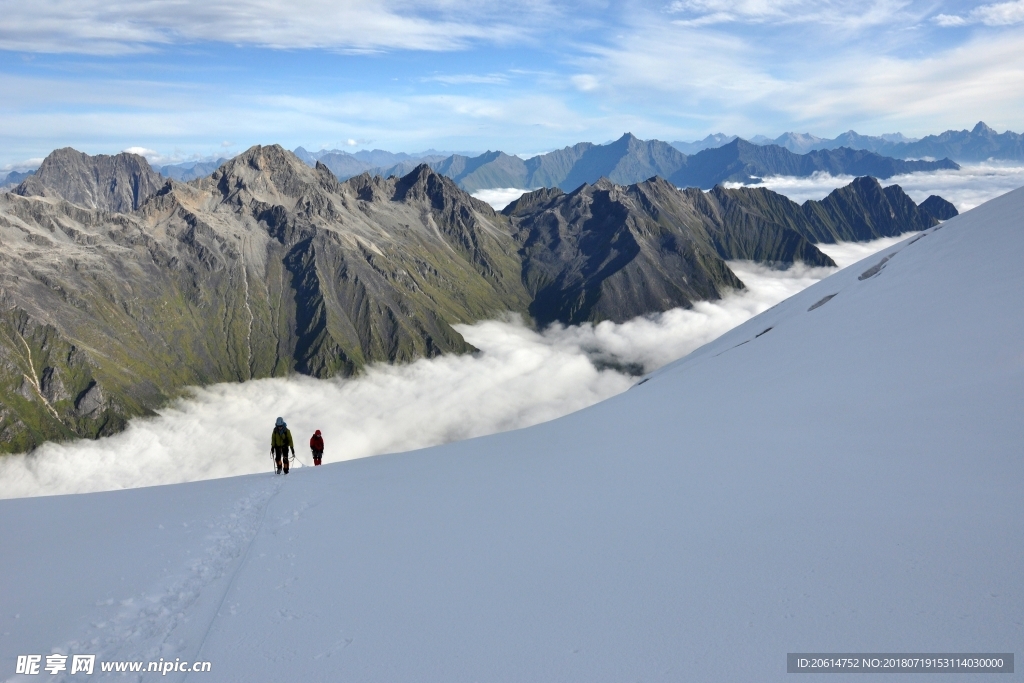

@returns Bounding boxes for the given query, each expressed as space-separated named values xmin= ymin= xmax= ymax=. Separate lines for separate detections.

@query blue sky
xmin=1 ymin=0 xmax=1022 ymax=169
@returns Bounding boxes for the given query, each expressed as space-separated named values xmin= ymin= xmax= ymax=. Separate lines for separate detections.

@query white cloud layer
xmin=471 ymin=187 xmax=532 ymax=209
xmin=726 ymin=163 xmax=1024 ymax=210
xmin=0 ymin=239 xmax=911 ymax=499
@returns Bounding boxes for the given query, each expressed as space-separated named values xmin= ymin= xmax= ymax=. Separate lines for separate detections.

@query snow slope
xmin=2 ymin=188 xmax=1023 ymax=682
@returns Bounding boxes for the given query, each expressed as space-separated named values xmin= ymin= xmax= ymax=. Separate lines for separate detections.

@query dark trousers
xmin=274 ymin=446 xmax=290 ymax=473
xmin=312 ymin=450 xmax=323 ymax=466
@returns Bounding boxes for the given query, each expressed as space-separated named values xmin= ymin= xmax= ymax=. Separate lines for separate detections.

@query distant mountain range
xmin=282 ymin=133 xmax=957 ymax=193
xmin=678 ymin=121 xmax=1023 ymax=161
xmin=9 ymin=121 xmax=1013 ymax=196
xmin=0 ymin=169 xmax=34 ymax=189
xmin=293 ymin=147 xmax=461 ymax=179
xmin=157 ymin=158 xmax=228 ymax=182
xmin=0 ymin=146 xmax=952 ymax=451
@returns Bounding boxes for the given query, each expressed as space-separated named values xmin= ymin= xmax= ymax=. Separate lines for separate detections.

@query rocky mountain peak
xmin=919 ymin=195 xmax=959 ymax=221
xmin=633 ymin=175 xmax=677 ymax=192
xmin=204 ymin=144 xmax=323 ymax=205
xmin=344 ymin=172 xmax=395 ymax=203
xmin=392 ymin=164 xmax=494 ymax=216
xmin=392 ymin=163 xmax=435 ymax=196
xmin=972 ymin=121 xmax=995 ymax=135
xmin=13 ymin=147 xmax=164 ymax=213
xmin=500 ymin=187 xmax=564 ymax=216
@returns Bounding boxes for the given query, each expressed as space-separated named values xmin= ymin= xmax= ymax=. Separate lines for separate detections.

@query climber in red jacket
xmin=309 ymin=430 xmax=324 ymax=466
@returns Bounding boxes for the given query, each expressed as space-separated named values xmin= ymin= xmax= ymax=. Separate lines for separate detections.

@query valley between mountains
xmin=0 ymin=145 xmax=956 ymax=452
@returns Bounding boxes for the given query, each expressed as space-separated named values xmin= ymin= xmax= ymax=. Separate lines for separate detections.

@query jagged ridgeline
xmin=0 ymin=145 xmax=954 ymax=451
xmin=0 ymin=146 xmax=531 ymax=451
xmin=502 ymin=176 xmax=954 ymax=324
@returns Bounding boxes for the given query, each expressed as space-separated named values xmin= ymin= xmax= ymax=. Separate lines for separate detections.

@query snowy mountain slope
xmin=2 ymin=188 xmax=1023 ymax=681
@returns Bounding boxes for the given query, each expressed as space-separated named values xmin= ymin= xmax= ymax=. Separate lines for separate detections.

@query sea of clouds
xmin=0 ymin=238 xmax=905 ymax=499
xmin=730 ymin=163 xmax=1024 ymax=211
xmin=473 ymin=164 xmax=1024 ymax=212
xmin=6 ymin=158 xmax=1019 ymax=498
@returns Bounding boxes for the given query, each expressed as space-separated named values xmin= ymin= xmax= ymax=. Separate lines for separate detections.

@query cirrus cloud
xmin=0 ymin=0 xmax=558 ymax=55
xmin=935 ymin=0 xmax=1024 ymax=26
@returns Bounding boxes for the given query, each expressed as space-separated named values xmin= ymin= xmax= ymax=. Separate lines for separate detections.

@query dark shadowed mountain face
xmin=14 ymin=149 xmax=165 ymax=213
xmin=1 ymin=144 xmax=950 ymax=452
xmin=504 ymin=178 xmax=745 ymax=326
xmin=797 ymin=177 xmax=946 ymax=243
xmin=711 ymin=176 xmax=951 ymax=244
xmin=502 ymin=174 xmax=948 ymax=325
xmin=504 ymin=176 xmax=848 ymax=326
xmin=919 ymin=195 xmax=959 ymax=221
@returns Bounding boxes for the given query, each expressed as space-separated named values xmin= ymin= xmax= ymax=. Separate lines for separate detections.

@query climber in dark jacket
xmin=271 ymin=417 xmax=295 ymax=474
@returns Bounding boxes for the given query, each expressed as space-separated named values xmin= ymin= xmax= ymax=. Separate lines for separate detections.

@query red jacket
xmin=310 ymin=433 xmax=324 ymax=452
